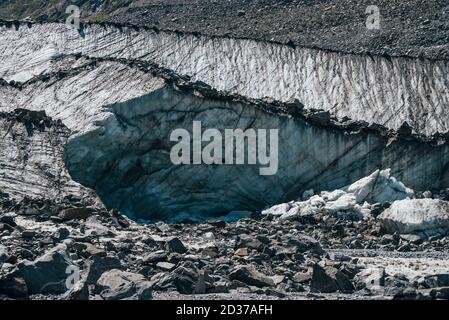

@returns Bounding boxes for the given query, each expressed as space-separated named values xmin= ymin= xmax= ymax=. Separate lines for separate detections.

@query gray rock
xmin=229 ymin=265 xmax=274 ymax=288
xmin=96 ymin=269 xmax=152 ymax=300
xmin=293 ymin=271 xmax=312 ymax=284
xmin=153 ymin=261 xmax=200 ymax=294
xmin=13 ymin=244 xmax=74 ymax=294
xmin=86 ymin=255 xmax=122 ymax=285
xmin=288 ymin=235 xmax=324 ymax=255
xmin=80 ymin=243 xmax=107 ymax=258
xmin=143 ymin=250 xmax=168 ymax=264
xmin=59 ymin=207 xmax=95 ymax=221
xmin=156 ymin=262 xmax=176 ymax=271
xmin=236 ymin=234 xmax=263 ymax=250
xmin=84 ymin=216 xmax=114 ymax=237
xmin=310 ymin=264 xmax=354 ymax=293
xmin=400 ymin=234 xmax=423 ymax=244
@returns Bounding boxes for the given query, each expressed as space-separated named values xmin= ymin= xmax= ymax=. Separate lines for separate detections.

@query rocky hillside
xmin=1 ymin=0 xmax=448 ymax=59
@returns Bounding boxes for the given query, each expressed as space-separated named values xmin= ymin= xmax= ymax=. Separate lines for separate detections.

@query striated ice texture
xmin=0 ymin=23 xmax=448 ymax=135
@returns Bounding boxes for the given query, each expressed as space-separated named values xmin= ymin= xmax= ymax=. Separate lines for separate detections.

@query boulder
xmin=62 ymin=266 xmax=89 ymax=300
xmin=143 ymin=250 xmax=168 ymax=264
xmin=288 ymin=234 xmax=324 ymax=255
xmin=86 ymin=255 xmax=122 ymax=285
xmin=310 ymin=264 xmax=354 ymax=293
xmin=379 ymin=199 xmax=449 ymax=234
xmin=236 ymin=234 xmax=263 ymax=250
xmin=96 ymin=269 xmax=152 ymax=300
xmin=165 ymin=237 xmax=187 ymax=254
xmin=152 ymin=261 xmax=200 ymax=294
xmin=156 ymin=262 xmax=176 ymax=271
xmin=13 ymin=244 xmax=75 ymax=294
xmin=229 ymin=265 xmax=274 ymax=288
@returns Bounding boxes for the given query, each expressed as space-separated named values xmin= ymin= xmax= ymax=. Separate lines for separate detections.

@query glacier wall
xmin=2 ymin=23 xmax=449 ymax=219
xmin=1 ymin=22 xmax=449 ymax=135
xmin=2 ymin=56 xmax=447 ymax=220
xmin=63 ymin=74 xmax=449 ymax=220
xmin=0 ymin=109 xmax=99 ymax=204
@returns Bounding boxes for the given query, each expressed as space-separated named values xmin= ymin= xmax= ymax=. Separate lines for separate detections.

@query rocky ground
xmin=2 ymin=169 xmax=449 ymax=300
xmin=1 ymin=0 xmax=448 ymax=60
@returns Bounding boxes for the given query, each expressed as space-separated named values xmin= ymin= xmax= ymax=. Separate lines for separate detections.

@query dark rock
xmin=207 ymin=220 xmax=227 ymax=228
xmin=288 ymin=235 xmax=324 ymax=255
xmin=308 ymin=110 xmax=331 ymax=126
xmin=236 ymin=234 xmax=262 ymax=250
xmin=285 ymin=98 xmax=304 ymax=114
xmin=430 ymin=287 xmax=449 ymax=300
xmin=53 ymin=227 xmax=70 ymax=241
xmin=422 ymin=274 xmax=449 ymax=288
xmin=0 ymin=276 xmax=28 ymax=298
xmin=143 ymin=250 xmax=168 ymax=264
xmin=165 ymin=237 xmax=187 ymax=254
xmin=393 ymin=288 xmax=430 ymax=300
xmin=397 ymin=121 xmax=413 ymax=136
xmin=109 ymin=209 xmax=130 ymax=228
xmin=0 ymin=245 xmax=9 ymax=264
xmin=86 ymin=255 xmax=122 ymax=285
xmin=310 ymin=264 xmax=354 ymax=293
xmin=153 ymin=261 xmax=199 ymax=294
xmin=13 ymin=244 xmax=74 ymax=294
xmin=0 ymin=213 xmax=17 ymax=227
xmin=21 ymin=230 xmax=36 ymax=239
xmin=229 ymin=265 xmax=274 ymax=288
